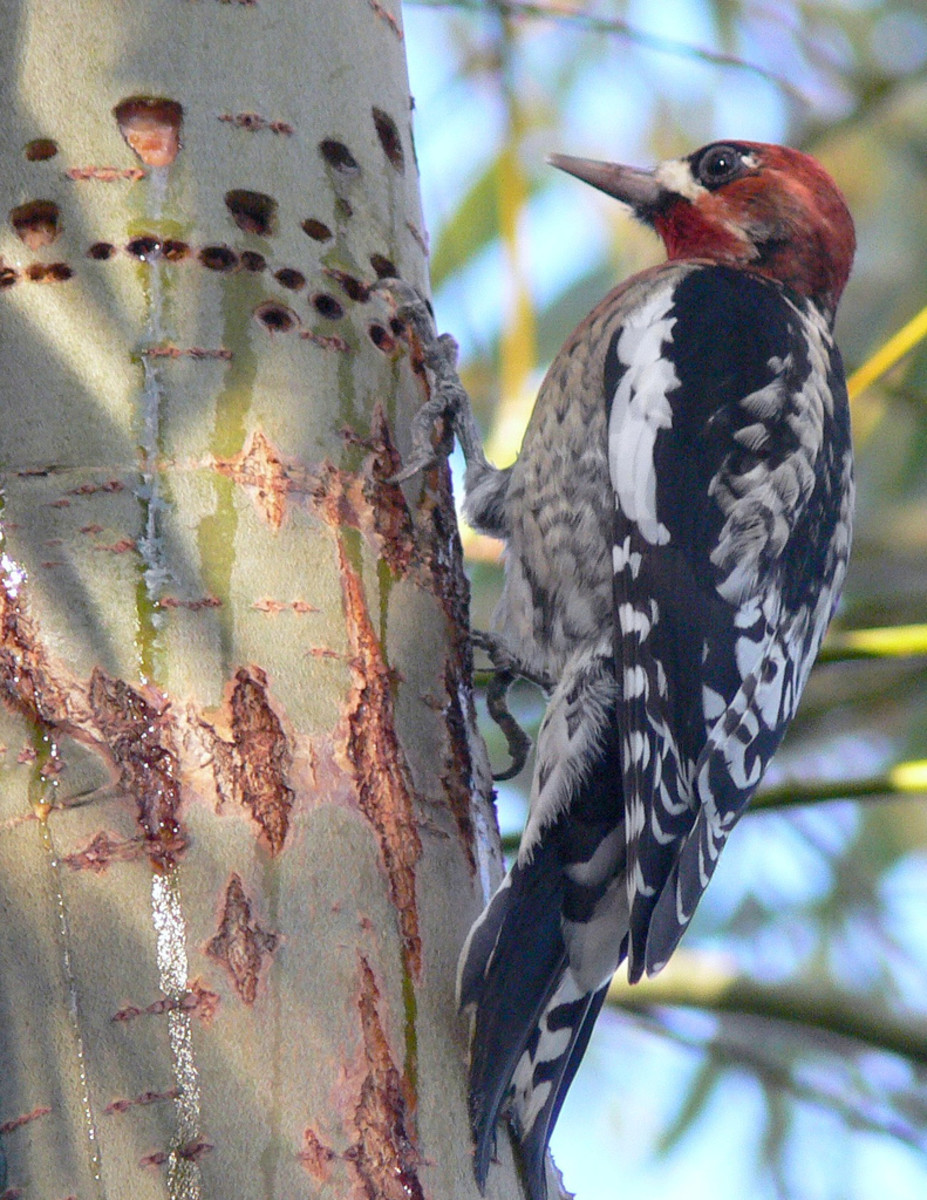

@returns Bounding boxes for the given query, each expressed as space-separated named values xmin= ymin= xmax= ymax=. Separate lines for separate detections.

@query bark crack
xmin=337 ymin=544 xmax=422 ymax=979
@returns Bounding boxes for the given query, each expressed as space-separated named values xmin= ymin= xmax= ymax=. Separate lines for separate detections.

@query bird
xmin=392 ymin=139 xmax=855 ymax=1200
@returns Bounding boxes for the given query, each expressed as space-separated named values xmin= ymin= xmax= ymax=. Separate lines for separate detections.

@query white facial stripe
xmin=655 ymin=158 xmax=705 ymax=201
xmin=656 ymin=150 xmax=760 ymax=204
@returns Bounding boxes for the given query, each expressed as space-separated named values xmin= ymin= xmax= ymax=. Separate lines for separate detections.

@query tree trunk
xmin=0 ymin=3 xmax=506 ymax=1197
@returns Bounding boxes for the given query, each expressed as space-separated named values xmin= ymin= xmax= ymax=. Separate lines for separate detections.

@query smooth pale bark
xmin=0 ymin=3 xmax=511 ymax=1198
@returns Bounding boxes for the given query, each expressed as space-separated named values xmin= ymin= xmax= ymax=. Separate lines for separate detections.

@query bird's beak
xmin=548 ymin=153 xmax=665 ymax=217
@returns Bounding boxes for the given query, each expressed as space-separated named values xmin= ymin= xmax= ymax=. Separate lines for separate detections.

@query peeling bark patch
xmin=112 ymin=979 xmax=219 ymax=1025
xmin=337 ymin=547 xmax=422 ymax=977
xmin=87 ymin=669 xmax=184 ymax=871
xmin=417 ymin=462 xmax=482 ymax=876
xmin=313 ymin=409 xmax=415 ymax=579
xmin=366 ymin=406 xmax=417 ymax=576
xmin=298 ymin=1128 xmax=336 ymax=1182
xmin=377 ymin=342 xmax=481 ymax=873
xmin=0 ymin=575 xmax=76 ymax=730
xmin=62 ymin=829 xmax=186 ymax=874
xmin=213 ymin=429 xmax=290 ymax=529
xmin=0 ymin=1107 xmax=52 ymax=1135
xmin=105 ymin=1089 xmax=179 ymax=1116
xmin=210 ymin=667 xmax=294 ymax=853
xmin=344 ymin=958 xmax=423 ymax=1200
xmin=206 ymin=874 xmax=278 ymax=1004
xmin=442 ymin=660 xmax=477 ymax=872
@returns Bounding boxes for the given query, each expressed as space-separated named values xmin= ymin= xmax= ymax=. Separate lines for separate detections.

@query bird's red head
xmin=550 ymin=141 xmax=855 ymax=319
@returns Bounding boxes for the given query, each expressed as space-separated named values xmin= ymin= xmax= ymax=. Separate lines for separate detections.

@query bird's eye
xmin=696 ymin=144 xmax=744 ymax=188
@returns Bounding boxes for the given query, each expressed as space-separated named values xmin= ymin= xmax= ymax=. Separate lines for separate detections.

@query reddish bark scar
xmin=66 ymin=166 xmax=146 ymax=182
xmin=62 ymin=829 xmax=167 ymax=874
xmin=88 ymin=669 xmax=185 ymax=871
xmin=218 ymin=112 xmax=293 ymax=134
xmin=441 ymin=660 xmax=477 ymax=872
xmin=213 ymin=430 xmax=290 ymax=529
xmin=314 ymin=405 xmax=416 ymax=579
xmin=368 ymin=0 xmax=404 ymax=40
xmin=206 ymin=874 xmax=278 ymax=1005
xmin=104 ymin=1088 xmax=179 ymax=1116
xmin=297 ymin=959 xmax=423 ymax=1198
xmin=143 ymin=344 xmax=233 ymax=361
xmin=336 ymin=546 xmax=422 ymax=978
xmin=252 ymin=597 xmax=318 ymax=615
xmin=297 ymin=1127 xmax=337 ymax=1182
xmin=111 ymin=979 xmax=219 ymax=1025
xmin=140 ymin=1140 xmax=213 ymax=1170
xmin=0 ymin=1106 xmax=52 ymax=1135
xmin=300 ymin=329 xmax=349 ymax=352
xmin=345 ymin=957 xmax=423 ymax=1200
xmin=207 ymin=667 xmax=294 ymax=854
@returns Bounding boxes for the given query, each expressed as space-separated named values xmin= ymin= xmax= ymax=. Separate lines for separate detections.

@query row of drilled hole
xmin=6 ymin=191 xmax=396 ymax=261
xmin=19 ymin=106 xmax=404 ymax=178
xmin=0 ymin=242 xmax=391 ymax=292
xmin=11 ymin=120 xmax=408 ymax=350
xmin=0 ymin=248 xmax=400 ymax=352
xmin=254 ymin=299 xmax=402 ymax=353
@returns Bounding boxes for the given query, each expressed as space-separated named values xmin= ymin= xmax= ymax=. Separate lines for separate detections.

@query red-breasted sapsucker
xmin=393 ymin=140 xmax=855 ymax=1200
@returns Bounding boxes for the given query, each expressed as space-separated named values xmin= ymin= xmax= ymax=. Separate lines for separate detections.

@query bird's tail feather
xmin=460 ymin=837 xmax=606 ymax=1200
xmin=512 ymin=977 xmax=610 ymax=1199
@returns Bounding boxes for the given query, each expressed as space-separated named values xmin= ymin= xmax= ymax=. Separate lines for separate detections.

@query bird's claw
xmin=374 ymin=278 xmax=468 ymax=484
xmin=472 ymin=631 xmax=552 ymax=781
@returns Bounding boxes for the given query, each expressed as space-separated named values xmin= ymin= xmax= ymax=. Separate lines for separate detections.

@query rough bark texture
xmin=0 ymin=3 xmax=508 ymax=1198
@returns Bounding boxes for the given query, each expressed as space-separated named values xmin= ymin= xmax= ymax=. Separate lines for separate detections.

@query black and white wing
xmin=607 ymin=264 xmax=853 ymax=981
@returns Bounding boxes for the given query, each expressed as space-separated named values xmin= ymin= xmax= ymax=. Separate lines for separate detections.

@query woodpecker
xmin=392 ymin=140 xmax=855 ymax=1200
